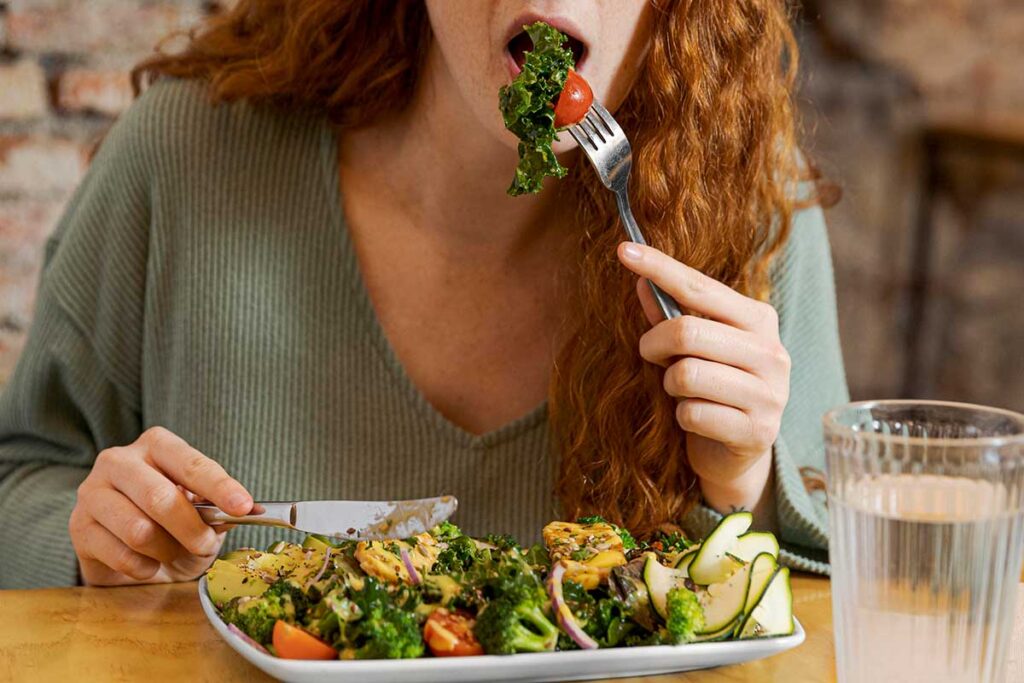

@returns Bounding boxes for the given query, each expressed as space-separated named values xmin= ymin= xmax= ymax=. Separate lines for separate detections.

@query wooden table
xmin=1 ymin=575 xmax=1022 ymax=682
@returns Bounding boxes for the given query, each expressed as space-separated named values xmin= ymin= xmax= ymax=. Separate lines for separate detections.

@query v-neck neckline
xmin=315 ymin=121 xmax=549 ymax=450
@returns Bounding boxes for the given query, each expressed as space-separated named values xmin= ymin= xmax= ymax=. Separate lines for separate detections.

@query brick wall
xmin=0 ymin=0 xmax=208 ymax=381
xmin=0 ymin=1 xmax=1022 ymax=411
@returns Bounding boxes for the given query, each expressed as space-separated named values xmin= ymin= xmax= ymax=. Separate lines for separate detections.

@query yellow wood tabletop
xmin=1 ymin=575 xmax=1021 ymax=683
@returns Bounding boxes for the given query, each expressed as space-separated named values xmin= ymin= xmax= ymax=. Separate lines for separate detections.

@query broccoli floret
xmin=220 ymin=591 xmax=295 ymax=644
xmin=475 ymin=596 xmax=559 ymax=654
xmin=665 ymin=587 xmax=705 ymax=644
xmin=434 ymin=535 xmax=480 ymax=573
xmin=430 ymin=521 xmax=463 ymax=543
xmin=311 ymin=589 xmax=363 ymax=642
xmin=474 ymin=573 xmax=558 ymax=654
xmin=575 ymin=515 xmax=638 ymax=550
xmin=484 ymin=534 xmax=521 ymax=552
xmin=335 ymin=577 xmax=424 ymax=659
xmin=265 ymin=579 xmax=311 ymax=621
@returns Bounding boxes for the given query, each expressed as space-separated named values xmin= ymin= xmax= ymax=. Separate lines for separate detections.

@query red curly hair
xmin=134 ymin=0 xmax=819 ymax=537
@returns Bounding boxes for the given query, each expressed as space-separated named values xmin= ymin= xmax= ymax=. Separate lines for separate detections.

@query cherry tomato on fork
xmin=553 ymin=70 xmax=594 ymax=128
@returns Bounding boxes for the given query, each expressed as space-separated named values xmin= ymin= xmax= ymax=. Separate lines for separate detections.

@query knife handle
xmin=194 ymin=502 xmax=296 ymax=529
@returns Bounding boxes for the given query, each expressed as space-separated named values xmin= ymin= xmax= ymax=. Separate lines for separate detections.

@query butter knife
xmin=194 ymin=495 xmax=458 ymax=541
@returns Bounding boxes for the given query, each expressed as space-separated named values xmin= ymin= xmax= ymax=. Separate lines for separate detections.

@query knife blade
xmin=194 ymin=495 xmax=458 ymax=540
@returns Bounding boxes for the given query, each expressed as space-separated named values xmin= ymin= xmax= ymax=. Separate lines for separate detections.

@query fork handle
xmin=614 ymin=191 xmax=683 ymax=320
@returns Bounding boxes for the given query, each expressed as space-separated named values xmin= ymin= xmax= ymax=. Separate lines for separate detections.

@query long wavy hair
xmin=135 ymin=0 xmax=820 ymax=537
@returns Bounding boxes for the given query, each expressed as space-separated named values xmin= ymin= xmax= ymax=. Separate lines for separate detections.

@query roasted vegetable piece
xmin=423 ymin=608 xmax=485 ymax=657
xmin=206 ymin=559 xmax=272 ymax=604
xmin=665 ymin=587 xmax=705 ymax=644
xmin=543 ymin=520 xmax=628 ymax=589
xmin=220 ymin=590 xmax=296 ymax=644
xmin=575 ymin=515 xmax=638 ymax=550
xmin=499 ymin=21 xmax=574 ymax=195
xmin=272 ymin=620 xmax=337 ymax=660
xmin=355 ymin=533 xmax=440 ymax=585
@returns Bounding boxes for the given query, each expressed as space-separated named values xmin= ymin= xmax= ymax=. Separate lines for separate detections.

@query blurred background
xmin=0 ymin=0 xmax=1022 ymax=411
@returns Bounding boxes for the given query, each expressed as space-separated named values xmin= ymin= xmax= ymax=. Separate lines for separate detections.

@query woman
xmin=0 ymin=0 xmax=846 ymax=589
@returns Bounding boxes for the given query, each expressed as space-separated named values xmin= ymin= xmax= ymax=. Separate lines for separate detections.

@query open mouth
xmin=506 ymin=27 xmax=587 ymax=74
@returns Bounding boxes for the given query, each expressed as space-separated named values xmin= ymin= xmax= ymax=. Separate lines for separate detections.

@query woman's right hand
xmin=69 ymin=426 xmax=253 ymax=586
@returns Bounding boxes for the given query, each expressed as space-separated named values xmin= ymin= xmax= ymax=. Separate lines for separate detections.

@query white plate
xmin=198 ymin=577 xmax=804 ymax=682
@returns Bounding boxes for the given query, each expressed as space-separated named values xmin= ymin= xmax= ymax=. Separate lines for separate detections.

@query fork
xmin=569 ymin=102 xmax=683 ymax=320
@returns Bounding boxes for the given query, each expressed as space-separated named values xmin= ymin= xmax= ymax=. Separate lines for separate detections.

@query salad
xmin=499 ymin=21 xmax=594 ymax=195
xmin=205 ymin=511 xmax=793 ymax=660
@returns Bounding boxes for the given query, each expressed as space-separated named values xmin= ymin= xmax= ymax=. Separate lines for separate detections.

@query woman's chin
xmin=551 ymin=135 xmax=579 ymax=155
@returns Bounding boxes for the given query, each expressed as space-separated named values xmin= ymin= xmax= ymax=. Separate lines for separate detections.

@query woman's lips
xmin=502 ymin=15 xmax=589 ymax=78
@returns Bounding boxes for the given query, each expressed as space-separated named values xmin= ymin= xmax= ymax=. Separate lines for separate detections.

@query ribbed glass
xmin=825 ymin=400 xmax=1024 ymax=683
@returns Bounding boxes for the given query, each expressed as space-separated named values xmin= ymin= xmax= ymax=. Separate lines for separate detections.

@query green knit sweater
xmin=0 ymin=80 xmax=848 ymax=589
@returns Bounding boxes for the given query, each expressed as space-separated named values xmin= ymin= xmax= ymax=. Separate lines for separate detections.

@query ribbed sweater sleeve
xmin=0 ymin=96 xmax=152 ymax=588
xmin=681 ymin=204 xmax=849 ymax=575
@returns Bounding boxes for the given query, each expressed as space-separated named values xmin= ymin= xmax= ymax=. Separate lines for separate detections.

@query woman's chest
xmin=134 ymin=220 xmax=559 ymax=539
xmin=349 ymin=225 xmax=564 ymax=436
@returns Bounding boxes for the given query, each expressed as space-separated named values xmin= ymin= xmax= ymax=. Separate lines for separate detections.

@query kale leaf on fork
xmin=499 ymin=21 xmax=575 ymax=196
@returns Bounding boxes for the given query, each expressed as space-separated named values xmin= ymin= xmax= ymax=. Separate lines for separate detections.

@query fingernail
xmin=622 ymin=243 xmax=643 ymax=261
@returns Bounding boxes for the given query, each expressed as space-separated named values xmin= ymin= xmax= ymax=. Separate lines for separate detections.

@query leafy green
xmin=434 ymin=534 xmax=480 ymax=574
xmin=655 ymin=531 xmax=693 ymax=553
xmin=558 ymin=581 xmax=639 ymax=649
xmin=498 ymin=21 xmax=575 ymax=195
xmin=429 ymin=521 xmax=464 ymax=543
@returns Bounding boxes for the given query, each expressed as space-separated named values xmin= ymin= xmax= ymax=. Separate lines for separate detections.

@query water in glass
xmin=825 ymin=401 xmax=1024 ymax=683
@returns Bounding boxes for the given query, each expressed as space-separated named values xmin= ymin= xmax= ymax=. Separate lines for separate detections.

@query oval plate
xmin=198 ymin=577 xmax=804 ymax=683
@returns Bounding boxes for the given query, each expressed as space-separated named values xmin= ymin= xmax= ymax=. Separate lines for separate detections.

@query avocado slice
xmin=206 ymin=559 xmax=271 ymax=606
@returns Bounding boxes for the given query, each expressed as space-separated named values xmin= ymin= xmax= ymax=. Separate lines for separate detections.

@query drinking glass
xmin=824 ymin=400 xmax=1024 ymax=683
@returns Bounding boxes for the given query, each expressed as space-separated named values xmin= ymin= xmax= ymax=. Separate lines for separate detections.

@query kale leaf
xmin=498 ymin=21 xmax=575 ymax=196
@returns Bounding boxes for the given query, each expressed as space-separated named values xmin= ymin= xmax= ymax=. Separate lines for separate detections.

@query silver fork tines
xmin=569 ymin=102 xmax=682 ymax=320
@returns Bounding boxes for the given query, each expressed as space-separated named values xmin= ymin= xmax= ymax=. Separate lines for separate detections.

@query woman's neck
xmin=339 ymin=43 xmax=573 ymax=260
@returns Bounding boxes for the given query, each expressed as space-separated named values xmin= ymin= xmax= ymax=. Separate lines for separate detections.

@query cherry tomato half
xmin=553 ymin=70 xmax=594 ymax=128
xmin=272 ymin=620 xmax=337 ymax=660
xmin=423 ymin=608 xmax=485 ymax=657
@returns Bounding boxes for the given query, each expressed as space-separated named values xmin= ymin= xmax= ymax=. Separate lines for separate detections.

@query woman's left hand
xmin=617 ymin=242 xmax=791 ymax=516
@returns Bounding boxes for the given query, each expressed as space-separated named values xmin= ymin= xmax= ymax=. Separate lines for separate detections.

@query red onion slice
xmin=308 ymin=547 xmax=332 ymax=587
xmin=547 ymin=562 xmax=599 ymax=650
xmin=227 ymin=623 xmax=271 ymax=655
xmin=400 ymin=547 xmax=421 ymax=585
